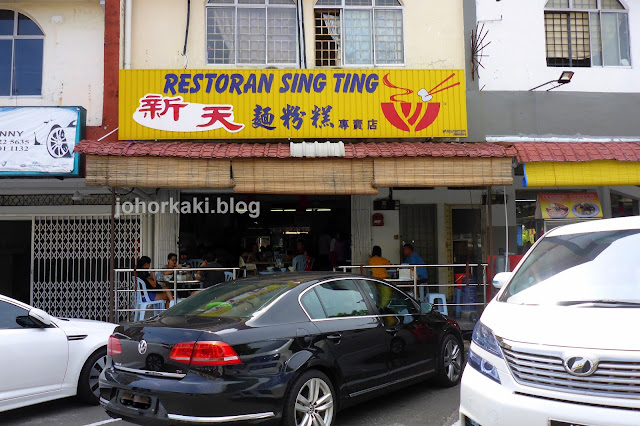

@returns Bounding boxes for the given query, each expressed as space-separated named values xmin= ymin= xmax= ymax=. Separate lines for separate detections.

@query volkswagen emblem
xmin=564 ymin=356 xmax=596 ymax=377
xmin=138 ymin=340 xmax=148 ymax=355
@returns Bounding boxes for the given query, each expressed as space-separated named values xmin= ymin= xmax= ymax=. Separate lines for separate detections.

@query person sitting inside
xmin=239 ymin=249 xmax=257 ymax=276
xmin=196 ymin=253 xmax=225 ymax=289
xmin=137 ymin=256 xmax=173 ymax=309
xmin=155 ymin=252 xmax=184 ymax=284
xmin=368 ymin=245 xmax=391 ymax=279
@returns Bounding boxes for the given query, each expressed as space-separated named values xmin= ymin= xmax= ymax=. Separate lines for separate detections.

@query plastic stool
xmin=428 ymin=293 xmax=448 ymax=316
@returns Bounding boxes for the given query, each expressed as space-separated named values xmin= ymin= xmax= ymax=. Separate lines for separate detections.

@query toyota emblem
xmin=564 ymin=356 xmax=596 ymax=377
xmin=138 ymin=339 xmax=148 ymax=355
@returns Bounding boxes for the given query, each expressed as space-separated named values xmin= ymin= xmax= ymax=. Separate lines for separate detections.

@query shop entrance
xmin=179 ymin=194 xmax=351 ymax=271
xmin=399 ymin=204 xmax=438 ymax=280
xmin=0 ymin=220 xmax=31 ymax=303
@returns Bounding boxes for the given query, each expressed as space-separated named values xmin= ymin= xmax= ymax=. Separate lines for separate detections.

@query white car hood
xmin=52 ymin=317 xmax=116 ymax=335
xmin=482 ymin=301 xmax=640 ymax=351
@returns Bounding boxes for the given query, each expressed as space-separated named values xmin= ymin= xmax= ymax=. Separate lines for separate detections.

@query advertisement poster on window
xmin=119 ymin=69 xmax=467 ymax=140
xmin=0 ymin=107 xmax=84 ymax=176
xmin=538 ymin=193 xmax=603 ymax=220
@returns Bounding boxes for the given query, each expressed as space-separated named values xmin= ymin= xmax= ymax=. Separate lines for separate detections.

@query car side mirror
xmin=29 ymin=308 xmax=52 ymax=326
xmin=420 ymin=302 xmax=433 ymax=314
xmin=492 ymin=272 xmax=513 ymax=290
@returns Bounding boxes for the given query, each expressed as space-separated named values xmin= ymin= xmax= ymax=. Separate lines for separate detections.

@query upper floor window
xmin=0 ymin=10 xmax=44 ymax=96
xmin=315 ymin=0 xmax=404 ymax=67
xmin=545 ymin=0 xmax=630 ymax=67
xmin=206 ymin=0 xmax=298 ymax=66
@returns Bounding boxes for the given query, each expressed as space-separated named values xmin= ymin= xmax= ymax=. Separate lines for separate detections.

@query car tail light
xmin=107 ymin=335 xmax=122 ymax=356
xmin=169 ymin=341 xmax=241 ymax=366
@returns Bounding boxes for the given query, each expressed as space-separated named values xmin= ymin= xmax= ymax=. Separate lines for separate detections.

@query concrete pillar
xmin=153 ymin=189 xmax=180 ymax=267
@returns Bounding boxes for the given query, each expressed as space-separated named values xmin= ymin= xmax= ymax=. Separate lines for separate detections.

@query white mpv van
xmin=460 ymin=217 xmax=640 ymax=426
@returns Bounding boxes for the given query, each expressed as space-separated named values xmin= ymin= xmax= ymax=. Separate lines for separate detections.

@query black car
xmin=100 ymin=273 xmax=464 ymax=425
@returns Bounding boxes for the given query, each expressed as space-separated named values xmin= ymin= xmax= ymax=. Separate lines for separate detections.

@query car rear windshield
xmin=162 ymin=280 xmax=298 ymax=318
xmin=500 ymin=229 xmax=640 ymax=305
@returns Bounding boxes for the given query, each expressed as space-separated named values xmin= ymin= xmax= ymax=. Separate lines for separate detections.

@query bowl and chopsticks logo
xmin=380 ymin=72 xmax=460 ymax=132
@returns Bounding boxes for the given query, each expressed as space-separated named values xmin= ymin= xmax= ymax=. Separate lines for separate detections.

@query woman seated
xmin=137 ymin=256 xmax=173 ymax=309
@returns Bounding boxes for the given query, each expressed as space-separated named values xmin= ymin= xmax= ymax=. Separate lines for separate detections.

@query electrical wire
xmin=183 ymin=0 xmax=191 ymax=56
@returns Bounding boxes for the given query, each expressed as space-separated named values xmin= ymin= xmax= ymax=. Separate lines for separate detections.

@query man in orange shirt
xmin=368 ymin=246 xmax=391 ymax=279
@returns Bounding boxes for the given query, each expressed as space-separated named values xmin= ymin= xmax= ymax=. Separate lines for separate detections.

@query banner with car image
xmin=0 ymin=106 xmax=84 ymax=175
xmin=538 ymin=192 xmax=603 ymax=219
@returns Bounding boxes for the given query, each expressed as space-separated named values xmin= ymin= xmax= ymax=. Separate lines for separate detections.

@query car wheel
xmin=46 ymin=125 xmax=71 ymax=158
xmin=77 ymin=347 xmax=107 ymax=405
xmin=282 ymin=370 xmax=336 ymax=426
xmin=434 ymin=334 xmax=463 ymax=387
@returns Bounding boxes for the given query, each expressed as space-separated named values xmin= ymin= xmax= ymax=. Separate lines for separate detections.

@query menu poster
xmin=538 ymin=193 xmax=603 ymax=220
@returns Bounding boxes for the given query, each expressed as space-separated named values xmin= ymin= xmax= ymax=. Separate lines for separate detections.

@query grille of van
xmin=502 ymin=346 xmax=640 ymax=399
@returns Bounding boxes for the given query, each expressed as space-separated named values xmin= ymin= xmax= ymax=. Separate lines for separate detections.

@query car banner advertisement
xmin=0 ymin=106 xmax=84 ymax=175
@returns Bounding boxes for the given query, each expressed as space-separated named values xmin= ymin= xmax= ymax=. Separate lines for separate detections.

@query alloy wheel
xmin=294 ymin=377 xmax=334 ymax=426
xmin=89 ymin=354 xmax=107 ymax=398
xmin=443 ymin=339 xmax=462 ymax=382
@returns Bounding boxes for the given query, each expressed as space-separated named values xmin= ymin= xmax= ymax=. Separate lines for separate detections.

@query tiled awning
xmin=513 ymin=142 xmax=640 ymax=163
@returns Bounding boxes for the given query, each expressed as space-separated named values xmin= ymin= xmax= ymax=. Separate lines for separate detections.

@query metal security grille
xmin=399 ymin=204 xmax=438 ymax=282
xmin=31 ymin=215 xmax=141 ymax=321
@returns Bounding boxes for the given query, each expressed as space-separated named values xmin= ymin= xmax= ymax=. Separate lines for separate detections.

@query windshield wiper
xmin=556 ymin=300 xmax=640 ymax=307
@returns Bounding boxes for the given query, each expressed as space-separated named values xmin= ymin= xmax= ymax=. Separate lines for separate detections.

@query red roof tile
xmin=513 ymin=142 xmax=640 ymax=162
xmin=74 ymin=141 xmax=516 ymax=159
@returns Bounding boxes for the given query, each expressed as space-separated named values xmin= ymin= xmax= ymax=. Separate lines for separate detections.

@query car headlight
xmin=472 ymin=320 xmax=502 ymax=358
xmin=468 ymin=347 xmax=501 ymax=384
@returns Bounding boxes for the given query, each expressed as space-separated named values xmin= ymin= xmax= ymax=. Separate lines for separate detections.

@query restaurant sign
xmin=0 ymin=106 xmax=84 ymax=176
xmin=119 ymin=69 xmax=467 ymax=140
xmin=538 ymin=192 xmax=603 ymax=219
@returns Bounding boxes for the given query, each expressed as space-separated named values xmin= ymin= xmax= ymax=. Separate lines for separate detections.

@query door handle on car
xmin=385 ymin=328 xmax=399 ymax=335
xmin=326 ymin=333 xmax=342 ymax=343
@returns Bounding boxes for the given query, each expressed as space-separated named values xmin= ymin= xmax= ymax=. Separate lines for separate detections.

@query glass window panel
xmin=17 ymin=13 xmax=43 ymax=35
xmin=208 ymin=0 xmax=234 ymax=3
xmin=315 ymin=9 xmax=342 ymax=66
xmin=237 ymin=8 xmax=266 ymax=64
xmin=601 ymin=12 xmax=621 ymax=66
xmin=239 ymin=0 xmax=266 ymax=4
xmin=207 ymin=7 xmax=235 ymax=64
xmin=344 ymin=9 xmax=372 ymax=65
xmin=360 ymin=281 xmax=419 ymax=316
xmin=0 ymin=9 xmax=14 ymax=36
xmin=268 ymin=7 xmax=297 ymax=64
xmin=316 ymin=0 xmax=342 ymax=5
xmin=572 ymin=0 xmax=596 ymax=9
xmin=269 ymin=0 xmax=295 ymax=4
xmin=314 ymin=280 xmax=369 ymax=318
xmin=545 ymin=0 xmax=569 ymax=9
xmin=545 ymin=12 xmax=570 ymax=66
xmin=301 ymin=289 xmax=327 ymax=319
xmin=13 ymin=39 xmax=43 ymax=95
xmin=601 ymin=0 xmax=624 ymax=10
xmin=0 ymin=40 xmax=11 ymax=96
xmin=569 ymin=12 xmax=591 ymax=67
xmin=617 ymin=13 xmax=630 ymax=66
xmin=374 ymin=9 xmax=403 ymax=64
xmin=375 ymin=0 xmax=402 ymax=5
xmin=0 ymin=301 xmax=29 ymax=329
xmin=345 ymin=0 xmax=372 ymax=5
xmin=589 ymin=12 xmax=602 ymax=66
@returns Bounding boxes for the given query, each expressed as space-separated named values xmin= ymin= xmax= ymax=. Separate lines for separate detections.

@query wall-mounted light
xmin=529 ymin=71 xmax=575 ymax=91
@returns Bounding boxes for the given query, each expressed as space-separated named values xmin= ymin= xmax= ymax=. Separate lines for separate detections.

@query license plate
xmin=550 ymin=421 xmax=589 ymax=426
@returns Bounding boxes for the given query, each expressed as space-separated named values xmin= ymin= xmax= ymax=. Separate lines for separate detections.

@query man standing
xmin=403 ymin=244 xmax=428 ymax=302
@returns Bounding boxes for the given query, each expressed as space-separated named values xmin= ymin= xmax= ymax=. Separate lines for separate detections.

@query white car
xmin=0 ymin=294 xmax=116 ymax=412
xmin=460 ymin=216 xmax=640 ymax=426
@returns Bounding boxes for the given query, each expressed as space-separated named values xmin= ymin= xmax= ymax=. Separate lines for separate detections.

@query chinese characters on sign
xmin=121 ymin=69 xmax=468 ymax=139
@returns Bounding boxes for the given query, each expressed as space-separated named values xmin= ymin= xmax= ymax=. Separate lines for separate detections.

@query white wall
xmin=475 ymin=0 xmax=640 ymax=93
xmin=0 ymin=1 xmax=104 ymax=125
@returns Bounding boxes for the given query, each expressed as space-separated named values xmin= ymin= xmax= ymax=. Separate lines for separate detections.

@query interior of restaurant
xmin=178 ymin=194 xmax=351 ymax=270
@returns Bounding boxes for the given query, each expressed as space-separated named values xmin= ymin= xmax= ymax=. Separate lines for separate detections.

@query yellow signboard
xmin=538 ymin=192 xmax=603 ymax=219
xmin=119 ymin=69 xmax=467 ymax=140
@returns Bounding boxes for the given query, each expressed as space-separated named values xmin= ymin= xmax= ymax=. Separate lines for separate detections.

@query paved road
xmin=0 ymin=381 xmax=460 ymax=426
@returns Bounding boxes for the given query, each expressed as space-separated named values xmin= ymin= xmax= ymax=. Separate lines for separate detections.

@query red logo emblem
xmin=380 ymin=73 xmax=460 ymax=132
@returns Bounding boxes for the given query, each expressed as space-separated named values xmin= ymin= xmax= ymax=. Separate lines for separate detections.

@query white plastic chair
xmin=428 ymin=293 xmax=449 ymax=316
xmin=134 ymin=277 xmax=165 ymax=322
xmin=224 ymin=271 xmax=234 ymax=282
